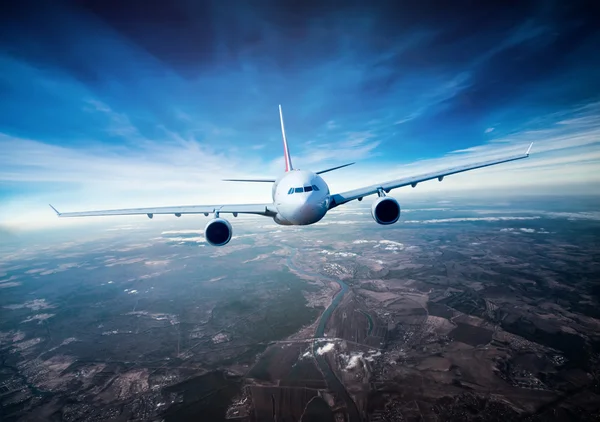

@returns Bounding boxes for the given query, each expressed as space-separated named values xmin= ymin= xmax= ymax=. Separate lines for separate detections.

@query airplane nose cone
xmin=286 ymin=196 xmax=327 ymax=225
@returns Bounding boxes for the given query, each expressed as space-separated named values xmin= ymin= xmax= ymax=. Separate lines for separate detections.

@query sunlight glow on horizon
xmin=1 ymin=2 xmax=599 ymax=231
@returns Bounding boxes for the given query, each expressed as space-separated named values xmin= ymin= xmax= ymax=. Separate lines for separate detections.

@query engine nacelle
xmin=204 ymin=218 xmax=232 ymax=246
xmin=371 ymin=197 xmax=401 ymax=225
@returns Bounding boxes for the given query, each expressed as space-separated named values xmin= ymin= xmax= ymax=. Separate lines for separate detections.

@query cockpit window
xmin=288 ymin=185 xmax=319 ymax=194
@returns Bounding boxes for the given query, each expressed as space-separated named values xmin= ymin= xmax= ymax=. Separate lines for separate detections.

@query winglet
xmin=49 ymin=204 xmax=61 ymax=216
xmin=279 ymin=104 xmax=294 ymax=172
xmin=526 ymin=142 xmax=533 ymax=155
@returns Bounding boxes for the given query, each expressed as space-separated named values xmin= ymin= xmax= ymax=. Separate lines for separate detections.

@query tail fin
xmin=279 ymin=104 xmax=293 ymax=172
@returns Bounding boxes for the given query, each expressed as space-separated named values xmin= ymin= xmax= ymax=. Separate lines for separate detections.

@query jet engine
xmin=204 ymin=218 xmax=232 ymax=246
xmin=371 ymin=197 xmax=401 ymax=225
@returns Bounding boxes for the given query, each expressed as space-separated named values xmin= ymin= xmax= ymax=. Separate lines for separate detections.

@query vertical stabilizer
xmin=279 ymin=104 xmax=294 ymax=172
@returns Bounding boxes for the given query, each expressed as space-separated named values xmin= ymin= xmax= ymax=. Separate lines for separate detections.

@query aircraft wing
xmin=329 ymin=143 xmax=532 ymax=209
xmin=49 ymin=203 xmax=277 ymax=218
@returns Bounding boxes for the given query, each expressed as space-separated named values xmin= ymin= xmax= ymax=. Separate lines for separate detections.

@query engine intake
xmin=204 ymin=218 xmax=232 ymax=246
xmin=371 ymin=197 xmax=401 ymax=225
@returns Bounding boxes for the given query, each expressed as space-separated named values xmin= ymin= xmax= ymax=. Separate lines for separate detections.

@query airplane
xmin=50 ymin=105 xmax=533 ymax=246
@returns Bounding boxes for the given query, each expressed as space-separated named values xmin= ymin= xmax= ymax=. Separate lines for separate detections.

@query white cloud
xmin=377 ymin=240 xmax=405 ymax=251
xmin=320 ymin=250 xmax=357 ymax=257
xmin=161 ymin=230 xmax=203 ymax=235
xmin=272 ymin=130 xmax=380 ymax=171
xmin=1 ymin=100 xmax=599 ymax=231
xmin=316 ymin=342 xmax=335 ymax=355
xmin=160 ymin=236 xmax=206 ymax=244
xmin=0 ymin=126 xmax=271 ymax=230
xmin=314 ymin=220 xmax=362 ymax=226
xmin=393 ymin=72 xmax=472 ymax=125
xmin=346 ymin=354 xmax=362 ymax=370
xmin=543 ymin=211 xmax=600 ymax=221
xmin=394 ymin=112 xmax=420 ymax=125
xmin=22 ymin=313 xmax=55 ymax=324
xmin=403 ymin=216 xmax=541 ymax=224
xmin=84 ymin=99 xmax=140 ymax=138
xmin=4 ymin=299 xmax=54 ymax=311
xmin=324 ymin=102 xmax=600 ymax=198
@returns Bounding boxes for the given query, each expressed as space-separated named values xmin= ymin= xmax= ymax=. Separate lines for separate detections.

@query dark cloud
xmin=70 ymin=0 xmax=217 ymax=73
xmin=3 ymin=0 xmax=597 ymax=83
xmin=1 ymin=0 xmax=598 ymax=151
xmin=0 ymin=2 xmax=112 ymax=84
xmin=42 ymin=1 xmax=538 ymax=77
xmin=433 ymin=5 xmax=600 ymax=126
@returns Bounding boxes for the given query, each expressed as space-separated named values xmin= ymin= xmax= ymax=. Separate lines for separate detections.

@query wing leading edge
xmin=329 ymin=143 xmax=533 ymax=209
xmin=50 ymin=203 xmax=277 ymax=218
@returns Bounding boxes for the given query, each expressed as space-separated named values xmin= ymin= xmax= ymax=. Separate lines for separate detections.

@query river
xmin=286 ymin=249 xmax=361 ymax=422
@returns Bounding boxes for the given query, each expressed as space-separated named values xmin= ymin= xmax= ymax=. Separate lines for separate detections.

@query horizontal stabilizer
xmin=49 ymin=204 xmax=61 ymax=216
xmin=222 ymin=179 xmax=276 ymax=183
xmin=316 ymin=162 xmax=355 ymax=175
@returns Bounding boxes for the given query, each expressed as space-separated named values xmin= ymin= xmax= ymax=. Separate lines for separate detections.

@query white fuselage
xmin=271 ymin=170 xmax=330 ymax=225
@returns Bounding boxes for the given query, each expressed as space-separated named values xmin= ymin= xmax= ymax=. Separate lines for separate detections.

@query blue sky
xmin=1 ymin=0 xmax=599 ymax=230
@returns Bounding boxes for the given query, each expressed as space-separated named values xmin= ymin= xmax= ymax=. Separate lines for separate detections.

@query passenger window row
xmin=287 ymin=185 xmax=320 ymax=194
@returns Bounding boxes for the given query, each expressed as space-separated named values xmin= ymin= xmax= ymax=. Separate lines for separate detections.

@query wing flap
xmin=51 ymin=203 xmax=277 ymax=218
xmin=330 ymin=144 xmax=532 ymax=209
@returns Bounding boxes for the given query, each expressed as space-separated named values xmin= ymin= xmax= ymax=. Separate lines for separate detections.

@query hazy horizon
xmin=1 ymin=1 xmax=599 ymax=230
